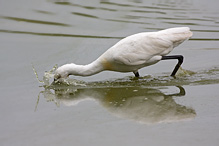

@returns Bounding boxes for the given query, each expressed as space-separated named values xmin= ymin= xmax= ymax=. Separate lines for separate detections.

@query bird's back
xmin=99 ymin=27 xmax=192 ymax=71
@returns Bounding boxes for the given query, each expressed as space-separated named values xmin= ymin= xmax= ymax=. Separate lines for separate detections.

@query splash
xmin=32 ymin=64 xmax=57 ymax=86
xmin=33 ymin=64 xmax=219 ymax=89
xmin=175 ymin=67 xmax=195 ymax=76
xmin=32 ymin=64 xmax=87 ymax=87
xmin=32 ymin=64 xmax=44 ymax=83
xmin=80 ymin=67 xmax=219 ymax=88
xmin=43 ymin=64 xmax=57 ymax=86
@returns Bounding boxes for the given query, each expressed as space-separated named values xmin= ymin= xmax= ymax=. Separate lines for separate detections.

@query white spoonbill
xmin=54 ymin=27 xmax=192 ymax=81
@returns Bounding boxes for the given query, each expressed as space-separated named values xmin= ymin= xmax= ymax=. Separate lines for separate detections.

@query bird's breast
xmin=101 ymin=58 xmax=114 ymax=71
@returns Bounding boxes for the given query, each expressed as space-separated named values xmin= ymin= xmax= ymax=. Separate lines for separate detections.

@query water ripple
xmin=1 ymin=29 xmax=219 ymax=41
xmin=0 ymin=16 xmax=70 ymax=27
xmin=0 ymin=0 xmax=219 ymax=43
xmin=54 ymin=1 xmax=117 ymax=12
xmin=0 ymin=29 xmax=122 ymax=39
xmin=72 ymin=12 xmax=99 ymax=18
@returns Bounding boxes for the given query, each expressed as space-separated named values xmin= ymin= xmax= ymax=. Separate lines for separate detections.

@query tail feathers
xmin=159 ymin=27 xmax=193 ymax=47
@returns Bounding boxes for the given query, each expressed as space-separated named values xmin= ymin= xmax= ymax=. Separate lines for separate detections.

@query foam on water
xmin=33 ymin=65 xmax=219 ymax=89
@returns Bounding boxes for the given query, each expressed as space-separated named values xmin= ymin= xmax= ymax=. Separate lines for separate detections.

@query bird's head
xmin=54 ymin=65 xmax=70 ymax=81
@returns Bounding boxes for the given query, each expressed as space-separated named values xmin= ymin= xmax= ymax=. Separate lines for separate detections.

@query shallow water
xmin=1 ymin=0 xmax=219 ymax=145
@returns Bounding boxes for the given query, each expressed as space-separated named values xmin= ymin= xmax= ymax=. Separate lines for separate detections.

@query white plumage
xmin=54 ymin=27 xmax=192 ymax=80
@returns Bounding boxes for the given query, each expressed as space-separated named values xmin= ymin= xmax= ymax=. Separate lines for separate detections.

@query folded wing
xmin=110 ymin=27 xmax=192 ymax=66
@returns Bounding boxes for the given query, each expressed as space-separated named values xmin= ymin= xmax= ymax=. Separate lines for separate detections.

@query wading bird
xmin=54 ymin=27 xmax=192 ymax=81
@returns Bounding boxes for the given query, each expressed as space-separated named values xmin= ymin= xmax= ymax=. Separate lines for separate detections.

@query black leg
xmin=161 ymin=55 xmax=184 ymax=76
xmin=133 ymin=71 xmax=140 ymax=77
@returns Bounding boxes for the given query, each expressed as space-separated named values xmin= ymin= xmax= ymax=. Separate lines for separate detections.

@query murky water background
xmin=1 ymin=0 xmax=219 ymax=145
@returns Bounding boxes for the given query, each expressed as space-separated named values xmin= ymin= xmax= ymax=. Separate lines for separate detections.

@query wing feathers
xmin=102 ymin=27 xmax=192 ymax=67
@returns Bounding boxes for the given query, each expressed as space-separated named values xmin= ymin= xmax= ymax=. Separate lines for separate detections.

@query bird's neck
xmin=67 ymin=60 xmax=104 ymax=76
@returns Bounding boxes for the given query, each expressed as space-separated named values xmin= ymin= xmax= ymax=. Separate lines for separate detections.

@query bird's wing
xmin=111 ymin=27 xmax=192 ymax=66
xmin=110 ymin=33 xmax=172 ymax=66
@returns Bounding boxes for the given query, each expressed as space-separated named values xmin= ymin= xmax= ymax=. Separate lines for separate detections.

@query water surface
xmin=1 ymin=0 xmax=219 ymax=146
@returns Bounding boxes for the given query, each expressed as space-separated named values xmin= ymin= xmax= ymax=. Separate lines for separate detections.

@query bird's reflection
xmin=37 ymin=85 xmax=196 ymax=124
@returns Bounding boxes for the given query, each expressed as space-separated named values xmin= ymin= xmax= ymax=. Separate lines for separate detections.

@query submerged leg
xmin=161 ymin=55 xmax=184 ymax=76
xmin=133 ymin=71 xmax=140 ymax=77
